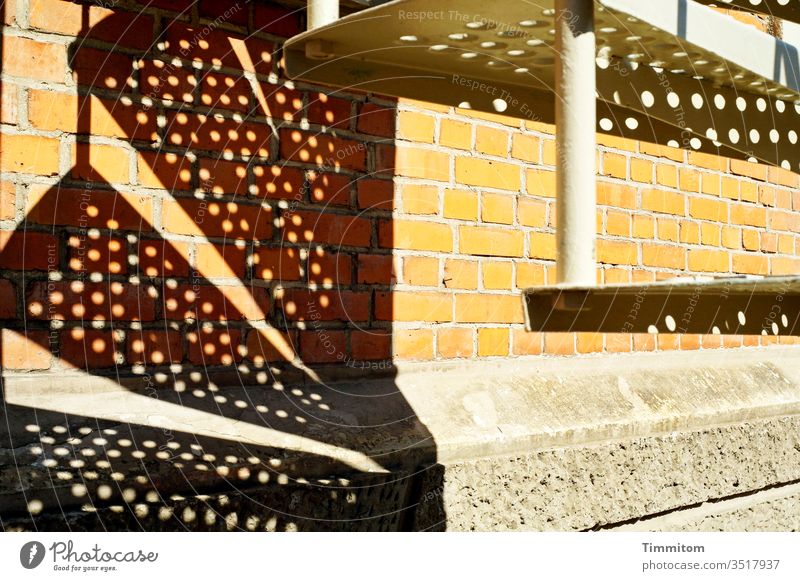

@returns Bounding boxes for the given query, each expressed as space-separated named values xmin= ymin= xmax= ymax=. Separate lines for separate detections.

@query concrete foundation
xmin=3 ymin=347 xmax=800 ymax=531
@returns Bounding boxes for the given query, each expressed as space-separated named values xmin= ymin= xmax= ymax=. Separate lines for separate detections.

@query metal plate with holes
xmin=523 ymin=276 xmax=800 ymax=335
xmin=285 ymin=0 xmax=800 ymax=167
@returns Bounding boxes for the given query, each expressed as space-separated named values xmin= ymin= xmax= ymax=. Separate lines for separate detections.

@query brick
xmin=444 ymin=189 xmax=479 ymax=221
xmin=541 ymin=140 xmax=556 ymax=165
xmin=511 ymin=133 xmax=539 ymax=162
xmin=482 ymin=261 xmax=513 ymax=290
xmin=298 ymin=330 xmax=347 ymax=364
xmin=516 ymin=262 xmax=546 ymax=288
xmin=760 ymin=232 xmax=778 ymax=253
xmin=71 ymin=47 xmax=136 ymax=92
xmin=639 ymin=142 xmax=684 ymax=162
xmin=357 ymin=254 xmax=395 ymax=285
xmin=281 ymin=129 xmax=365 ymax=171
xmin=395 ymin=146 xmax=449 ymax=181
xmin=253 ymin=247 xmax=302 ymax=282
xmin=475 ymin=126 xmax=509 ymax=156
xmin=768 ymin=166 xmax=799 ymax=188
xmin=444 ymin=259 xmax=478 ymax=290
xmin=2 ymin=327 xmax=51 ymax=370
xmin=655 ymin=164 xmax=678 ymax=188
xmin=3 ymin=36 xmax=66 ymax=82
xmin=351 ymin=328 xmax=392 ymax=361
xmin=375 ymin=291 xmax=451 ymax=322
xmin=200 ymin=71 xmax=250 ymax=112
xmin=199 ymin=0 xmax=248 ymax=26
xmin=137 ymin=238 xmax=190 ymax=278
xmin=403 ymin=256 xmax=439 ymax=287
xmin=460 ymin=226 xmax=524 ymax=257
xmin=657 ymin=218 xmax=680 ymax=242
xmin=402 ymin=185 xmax=439 ymax=215
xmin=1 ymin=134 xmax=60 ymax=175
xmin=283 ymin=211 xmax=369 ymax=247
xmin=688 ymin=151 xmax=727 ymax=172
xmin=742 ymin=229 xmax=760 ymax=251
xmin=140 ymin=59 xmax=196 ymax=103
xmin=512 ymin=329 xmax=542 ymax=355
xmin=60 ymin=328 xmax=118 ymax=368
xmin=529 ymin=232 xmax=556 ymax=260
xmin=679 ymin=169 xmax=701 ymax=193
xmin=394 ymin=328 xmax=433 ymax=360
xmin=357 ymin=103 xmax=395 ymax=137
xmin=137 ymin=152 xmax=192 ymax=190
xmin=642 ymin=189 xmax=685 ymax=216
xmin=167 ymin=112 xmax=271 ymax=158
xmin=70 ymin=143 xmax=129 ymax=184
xmin=195 ymin=242 xmax=247 ymax=278
xmin=357 ymin=179 xmax=394 ymax=211
xmin=1 ymin=83 xmax=17 ymax=125
xmin=688 ymin=249 xmax=729 ymax=273
xmin=382 ymin=220 xmax=452 ymax=252
xmin=597 ymin=239 xmax=638 ymax=265
xmin=27 ymin=187 xmax=153 ymax=232
xmin=456 ymin=158 xmax=520 ymax=190
xmin=596 ymin=181 xmax=636 ymax=209
xmin=732 ymin=253 xmax=769 ymax=275
xmin=307 ymin=248 xmax=352 ymax=286
xmin=772 ymin=257 xmax=800 ymax=275
xmin=544 ymin=333 xmax=575 ymax=355
xmin=30 ymin=0 xmax=154 ymax=49
xmin=482 ymin=193 xmax=514 ymax=224
xmin=606 ymin=210 xmax=631 ymax=236
xmin=455 ymin=294 xmax=523 ymax=323
xmin=128 ymin=330 xmax=182 ymax=365
xmin=778 ymin=234 xmax=794 ymax=254
xmin=68 ymin=235 xmax=126 ymax=275
xmin=0 ymin=182 xmax=15 ymax=221
xmin=733 ymin=181 xmax=756 ymax=205
xmin=633 ymin=334 xmax=657 ymax=352
xmin=163 ymin=199 xmax=273 ymax=240
xmin=576 ymin=332 xmax=603 ymax=354
xmin=198 ymin=158 xmax=249 ymax=195
xmin=700 ymin=223 xmax=721 ymax=246
xmin=242 ymin=327 xmax=297 ymax=366
xmin=258 ymin=83 xmax=302 ymax=122
xmin=0 ymin=231 xmax=58 ymax=270
xmin=437 ymin=327 xmax=473 ymax=358
xmin=630 ymin=159 xmax=652 ymax=183
xmin=721 ymin=176 xmax=740 ymax=200
xmin=518 ymin=199 xmax=547 ymax=228
xmin=439 ymin=119 xmax=471 ymax=150
xmin=309 ymin=172 xmax=350 ymax=206
xmin=642 ymin=244 xmax=685 ymax=269
xmin=680 ymin=221 xmax=701 ymax=244
xmin=602 ymin=153 xmax=627 ymax=179
xmin=632 ymin=215 xmax=655 ymax=239
xmin=27 ymin=281 xmax=157 ymax=321
xmin=187 ymin=327 xmax=242 ymax=366
xmin=398 ymin=110 xmax=435 ymax=142
xmin=253 ymin=2 xmax=302 ymax=37
xmin=606 ymin=333 xmax=632 ymax=353
xmin=307 ymin=93 xmax=351 ymax=128
xmin=279 ymin=289 xmax=369 ymax=323
xmin=731 ymin=205 xmax=767 ymax=227
xmin=163 ymin=284 xmax=269 ymax=322
xmin=478 ymin=328 xmax=509 ymax=357
xmin=721 ymin=226 xmax=742 ymax=249
xmin=526 ymin=169 xmax=556 ymax=198
xmin=768 ymin=210 xmax=797 ymax=232
xmin=689 ymin=198 xmax=727 ymax=222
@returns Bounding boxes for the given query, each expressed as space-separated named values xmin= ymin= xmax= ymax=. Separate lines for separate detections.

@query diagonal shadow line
xmin=0 ymin=4 xmax=445 ymax=531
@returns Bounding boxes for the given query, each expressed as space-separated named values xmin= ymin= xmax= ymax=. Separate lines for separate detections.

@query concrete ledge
xmin=3 ymin=346 xmax=800 ymax=530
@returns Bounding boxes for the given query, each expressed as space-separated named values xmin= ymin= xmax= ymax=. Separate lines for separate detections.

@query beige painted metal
xmin=307 ymin=0 xmax=340 ymax=29
xmin=692 ymin=0 xmax=800 ymax=25
xmin=285 ymin=0 xmax=800 ymax=168
xmin=555 ymin=0 xmax=596 ymax=284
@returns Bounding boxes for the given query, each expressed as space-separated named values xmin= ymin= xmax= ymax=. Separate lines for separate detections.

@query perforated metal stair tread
xmin=523 ymin=275 xmax=800 ymax=335
xmin=285 ymin=0 xmax=800 ymax=168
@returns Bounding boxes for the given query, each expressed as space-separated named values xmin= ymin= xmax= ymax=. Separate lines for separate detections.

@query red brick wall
xmin=1 ymin=1 xmax=799 ymax=376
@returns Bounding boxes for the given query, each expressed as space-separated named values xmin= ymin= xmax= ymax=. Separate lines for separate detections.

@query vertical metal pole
xmin=555 ymin=0 xmax=596 ymax=285
xmin=307 ymin=0 xmax=339 ymax=30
